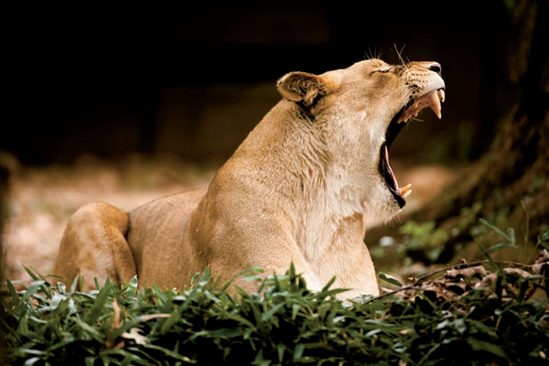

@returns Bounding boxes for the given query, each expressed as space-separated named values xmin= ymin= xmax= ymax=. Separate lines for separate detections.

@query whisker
xmin=364 ymin=47 xmax=383 ymax=61
xmin=392 ymin=43 xmax=407 ymax=67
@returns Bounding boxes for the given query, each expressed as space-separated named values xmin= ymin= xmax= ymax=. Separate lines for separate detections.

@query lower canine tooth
xmin=399 ymin=184 xmax=412 ymax=199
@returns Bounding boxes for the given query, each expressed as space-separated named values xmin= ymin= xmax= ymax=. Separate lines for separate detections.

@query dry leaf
xmin=445 ymin=266 xmax=487 ymax=281
xmin=532 ymin=249 xmax=549 ymax=275
xmin=122 ymin=328 xmax=149 ymax=346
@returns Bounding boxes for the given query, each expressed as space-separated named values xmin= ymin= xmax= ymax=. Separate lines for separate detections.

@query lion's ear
xmin=277 ymin=72 xmax=339 ymax=107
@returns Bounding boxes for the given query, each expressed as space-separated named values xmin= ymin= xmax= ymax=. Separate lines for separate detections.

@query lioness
xmin=53 ymin=58 xmax=445 ymax=298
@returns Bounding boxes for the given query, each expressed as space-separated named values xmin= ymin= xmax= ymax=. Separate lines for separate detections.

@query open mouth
xmin=379 ymin=89 xmax=446 ymax=208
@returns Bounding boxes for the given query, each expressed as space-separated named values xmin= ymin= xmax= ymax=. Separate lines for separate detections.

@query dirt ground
xmin=2 ymin=155 xmax=458 ymax=285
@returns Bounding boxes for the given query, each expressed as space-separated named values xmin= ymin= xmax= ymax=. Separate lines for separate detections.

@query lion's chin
xmin=363 ymin=185 xmax=404 ymax=228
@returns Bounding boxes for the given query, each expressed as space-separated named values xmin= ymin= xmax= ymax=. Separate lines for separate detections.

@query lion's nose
xmin=428 ymin=62 xmax=442 ymax=75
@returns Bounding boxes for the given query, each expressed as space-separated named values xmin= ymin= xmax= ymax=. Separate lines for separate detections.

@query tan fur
xmin=52 ymin=59 xmax=445 ymax=298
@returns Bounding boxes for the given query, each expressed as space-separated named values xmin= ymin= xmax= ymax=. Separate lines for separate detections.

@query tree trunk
xmin=367 ymin=0 xmax=548 ymax=265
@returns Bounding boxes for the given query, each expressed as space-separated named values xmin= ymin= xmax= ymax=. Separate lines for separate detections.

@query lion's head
xmin=277 ymin=58 xmax=445 ymax=225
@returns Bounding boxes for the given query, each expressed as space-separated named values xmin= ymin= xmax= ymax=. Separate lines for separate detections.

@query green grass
xmin=2 ymin=257 xmax=548 ymax=366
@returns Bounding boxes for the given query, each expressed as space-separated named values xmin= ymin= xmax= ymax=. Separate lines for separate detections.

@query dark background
xmin=4 ymin=1 xmax=515 ymax=165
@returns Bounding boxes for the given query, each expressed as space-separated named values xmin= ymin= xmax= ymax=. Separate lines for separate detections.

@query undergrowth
xmin=1 ymin=221 xmax=548 ymax=365
xmin=1 ymin=256 xmax=548 ymax=366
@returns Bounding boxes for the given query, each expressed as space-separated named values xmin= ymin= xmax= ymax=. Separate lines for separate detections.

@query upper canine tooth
xmin=429 ymin=92 xmax=442 ymax=119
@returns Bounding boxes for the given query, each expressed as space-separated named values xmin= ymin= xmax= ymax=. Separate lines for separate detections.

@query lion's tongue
xmin=397 ymin=89 xmax=445 ymax=123
xmin=382 ymin=144 xmax=398 ymax=190
xmin=381 ymin=144 xmax=413 ymax=205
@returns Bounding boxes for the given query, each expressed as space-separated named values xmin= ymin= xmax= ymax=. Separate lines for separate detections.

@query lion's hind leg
xmin=52 ymin=202 xmax=137 ymax=291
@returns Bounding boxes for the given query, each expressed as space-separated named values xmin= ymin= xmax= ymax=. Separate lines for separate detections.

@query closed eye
xmin=379 ymin=66 xmax=397 ymax=73
xmin=370 ymin=65 xmax=394 ymax=76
